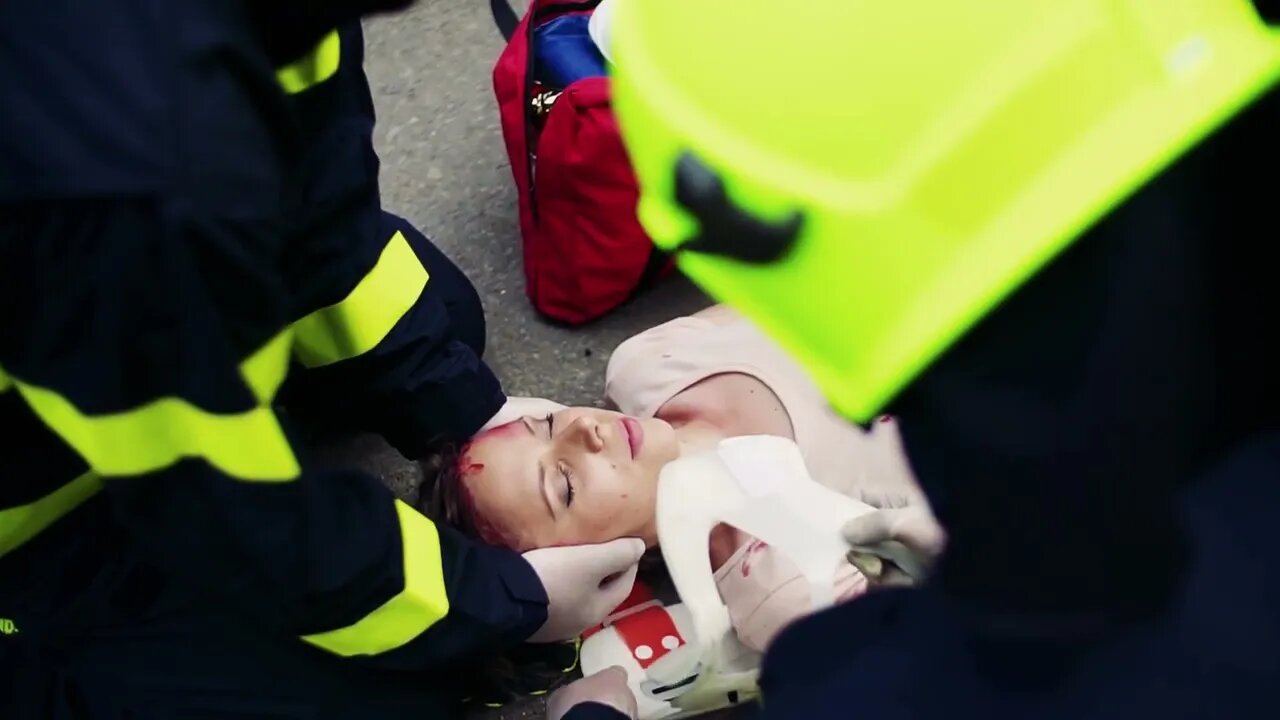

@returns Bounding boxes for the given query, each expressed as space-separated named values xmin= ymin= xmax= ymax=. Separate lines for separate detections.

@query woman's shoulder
xmin=604 ymin=313 xmax=718 ymax=416
xmin=606 ymin=315 xmax=710 ymax=378
xmin=605 ymin=305 xmax=737 ymax=377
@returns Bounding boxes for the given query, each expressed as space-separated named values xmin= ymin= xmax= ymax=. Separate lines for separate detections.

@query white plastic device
xmin=581 ymin=434 xmax=904 ymax=718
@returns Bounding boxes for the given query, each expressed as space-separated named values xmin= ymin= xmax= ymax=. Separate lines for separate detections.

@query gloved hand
xmin=483 ymin=396 xmax=568 ymax=432
xmin=525 ymin=538 xmax=646 ymax=643
xmin=546 ymin=666 xmax=638 ymax=720
xmin=843 ymin=504 xmax=946 ymax=586
xmin=845 ymin=415 xmax=930 ymax=511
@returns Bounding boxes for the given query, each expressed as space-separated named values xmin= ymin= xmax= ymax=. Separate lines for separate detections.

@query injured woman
xmin=423 ymin=305 xmax=936 ymax=652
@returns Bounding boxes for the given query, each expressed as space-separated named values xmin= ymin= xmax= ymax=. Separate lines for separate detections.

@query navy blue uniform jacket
xmin=0 ymin=0 xmax=546 ymax=674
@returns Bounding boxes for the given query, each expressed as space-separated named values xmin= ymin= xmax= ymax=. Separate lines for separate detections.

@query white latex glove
xmin=525 ymin=538 xmax=646 ymax=643
xmin=546 ymin=666 xmax=638 ymax=720
xmin=846 ymin=415 xmax=929 ymax=511
xmin=482 ymin=396 xmax=568 ymax=432
xmin=843 ymin=504 xmax=946 ymax=585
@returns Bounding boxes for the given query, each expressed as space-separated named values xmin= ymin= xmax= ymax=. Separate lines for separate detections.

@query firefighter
xmin=0 ymin=2 xmax=642 ymax=718
xmin=554 ymin=0 xmax=1280 ymax=717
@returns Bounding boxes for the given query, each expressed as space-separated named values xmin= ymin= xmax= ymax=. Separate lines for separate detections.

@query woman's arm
xmin=717 ymin=539 xmax=868 ymax=653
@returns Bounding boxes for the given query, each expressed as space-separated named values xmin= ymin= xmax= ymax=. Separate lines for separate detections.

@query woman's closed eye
xmin=561 ymin=465 xmax=575 ymax=507
xmin=544 ymin=412 xmax=555 ymax=439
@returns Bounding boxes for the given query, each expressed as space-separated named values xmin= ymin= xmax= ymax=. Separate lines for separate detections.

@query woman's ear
xmin=480 ymin=396 xmax=569 ymax=433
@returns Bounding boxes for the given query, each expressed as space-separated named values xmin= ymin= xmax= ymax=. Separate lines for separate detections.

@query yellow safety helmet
xmin=610 ymin=0 xmax=1280 ymax=422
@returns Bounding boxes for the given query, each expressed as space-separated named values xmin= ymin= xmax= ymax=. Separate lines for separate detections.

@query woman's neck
xmin=669 ymin=415 xmax=730 ymax=459
xmin=662 ymin=415 xmax=755 ymax=570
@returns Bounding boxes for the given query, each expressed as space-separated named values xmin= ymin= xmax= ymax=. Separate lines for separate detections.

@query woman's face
xmin=460 ymin=407 xmax=680 ymax=551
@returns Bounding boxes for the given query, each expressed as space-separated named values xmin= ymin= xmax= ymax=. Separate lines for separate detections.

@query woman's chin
xmin=640 ymin=416 xmax=680 ymax=457
xmin=640 ymin=525 xmax=660 ymax=548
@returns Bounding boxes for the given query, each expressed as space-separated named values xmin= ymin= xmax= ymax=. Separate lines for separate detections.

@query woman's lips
xmin=620 ymin=417 xmax=643 ymax=459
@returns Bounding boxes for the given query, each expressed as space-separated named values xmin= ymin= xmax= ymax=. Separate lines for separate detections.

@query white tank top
xmin=604 ymin=310 xmax=919 ymax=650
xmin=605 ymin=311 xmax=915 ymax=500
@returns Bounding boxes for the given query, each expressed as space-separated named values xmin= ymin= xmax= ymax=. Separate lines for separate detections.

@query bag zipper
xmin=522 ymin=0 xmax=601 ymax=222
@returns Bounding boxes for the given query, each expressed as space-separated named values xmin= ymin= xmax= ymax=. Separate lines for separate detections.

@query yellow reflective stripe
xmin=293 ymin=231 xmax=430 ymax=368
xmin=0 ymin=471 xmax=103 ymax=557
xmin=10 ymin=333 xmax=300 ymax=481
xmin=0 ymin=367 xmax=11 ymax=393
xmin=240 ymin=329 xmax=294 ymax=404
xmin=14 ymin=382 xmax=299 ymax=481
xmin=276 ymin=30 xmax=341 ymax=94
xmin=301 ymin=499 xmax=449 ymax=656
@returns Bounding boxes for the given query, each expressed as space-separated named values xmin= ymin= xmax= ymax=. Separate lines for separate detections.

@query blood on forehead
xmin=454 ymin=440 xmax=517 ymax=549
xmin=457 ymin=438 xmax=487 ymax=475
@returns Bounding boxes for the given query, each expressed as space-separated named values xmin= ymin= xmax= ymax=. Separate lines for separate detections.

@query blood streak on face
xmin=454 ymin=440 xmax=516 ymax=548
xmin=457 ymin=437 xmax=489 ymax=478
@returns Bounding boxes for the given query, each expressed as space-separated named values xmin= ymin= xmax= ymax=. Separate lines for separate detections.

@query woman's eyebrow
xmin=520 ymin=417 xmax=536 ymax=436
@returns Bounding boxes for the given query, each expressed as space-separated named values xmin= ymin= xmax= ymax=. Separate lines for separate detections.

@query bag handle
xmin=489 ymin=0 xmax=520 ymax=40
xmin=491 ymin=0 xmax=601 ymax=41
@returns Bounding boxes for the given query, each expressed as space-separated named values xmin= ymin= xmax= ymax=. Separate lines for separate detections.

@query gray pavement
xmin=317 ymin=3 xmax=711 ymax=717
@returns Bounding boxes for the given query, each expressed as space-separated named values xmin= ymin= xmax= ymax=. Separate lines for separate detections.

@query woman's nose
xmin=564 ymin=417 xmax=605 ymax=453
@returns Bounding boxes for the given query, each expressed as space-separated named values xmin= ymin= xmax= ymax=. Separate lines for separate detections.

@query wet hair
xmin=419 ymin=441 xmax=474 ymax=531
xmin=417 ymin=439 xmax=516 ymax=548
xmin=415 ymin=442 xmax=533 ymax=700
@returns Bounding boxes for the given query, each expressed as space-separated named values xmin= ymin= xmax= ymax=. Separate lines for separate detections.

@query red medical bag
xmin=491 ymin=0 xmax=672 ymax=325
